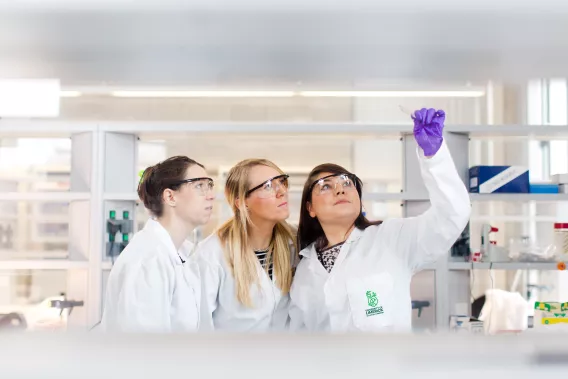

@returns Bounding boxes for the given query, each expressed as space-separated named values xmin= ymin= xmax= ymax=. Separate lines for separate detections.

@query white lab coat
xmin=289 ymin=141 xmax=471 ymax=332
xmin=197 ymin=234 xmax=293 ymax=331
xmin=100 ymin=219 xmax=202 ymax=332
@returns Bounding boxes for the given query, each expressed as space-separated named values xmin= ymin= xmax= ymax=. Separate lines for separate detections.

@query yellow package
xmin=534 ymin=302 xmax=568 ymax=327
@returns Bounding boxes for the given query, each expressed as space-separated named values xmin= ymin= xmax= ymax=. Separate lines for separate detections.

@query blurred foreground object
xmin=479 ymin=289 xmax=528 ymax=335
xmin=2 ymin=332 xmax=568 ymax=378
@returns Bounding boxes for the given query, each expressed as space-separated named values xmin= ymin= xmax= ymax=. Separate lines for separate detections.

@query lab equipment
xmin=508 ymin=235 xmax=556 ymax=262
xmin=480 ymin=224 xmax=499 ymax=260
xmin=449 ymin=315 xmax=484 ymax=334
xmin=411 ymin=300 xmax=430 ymax=317
xmin=412 ymin=108 xmax=445 ymax=157
xmin=0 ymin=293 xmax=83 ymax=331
xmin=554 ymin=223 xmax=568 ymax=258
xmin=469 ymin=165 xmax=529 ymax=193
xmin=49 ymin=298 xmax=84 ymax=316
xmin=451 ymin=223 xmax=470 ymax=259
xmin=106 ymin=210 xmax=134 ymax=260
xmin=0 ymin=312 xmax=27 ymax=330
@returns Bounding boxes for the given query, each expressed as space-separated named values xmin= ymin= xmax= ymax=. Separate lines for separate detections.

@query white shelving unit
xmin=447 ymin=261 xmax=559 ymax=271
xmin=3 ymin=120 xmax=568 ymax=330
xmin=0 ymin=122 xmax=96 ymax=328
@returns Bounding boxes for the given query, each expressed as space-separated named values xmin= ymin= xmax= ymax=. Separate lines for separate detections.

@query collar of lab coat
xmin=299 ymin=227 xmax=364 ymax=259
xmin=144 ymin=218 xmax=184 ymax=266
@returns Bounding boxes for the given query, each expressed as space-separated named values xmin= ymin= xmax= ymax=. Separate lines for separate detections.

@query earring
xmin=362 ymin=206 xmax=366 ymax=217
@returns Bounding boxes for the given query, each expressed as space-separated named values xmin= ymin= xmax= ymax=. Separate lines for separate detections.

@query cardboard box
xmin=469 ymin=166 xmax=529 ymax=193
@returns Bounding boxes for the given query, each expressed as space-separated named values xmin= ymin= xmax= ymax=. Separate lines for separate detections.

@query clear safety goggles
xmin=246 ymin=174 xmax=289 ymax=199
xmin=174 ymin=177 xmax=215 ymax=196
xmin=309 ymin=173 xmax=358 ymax=196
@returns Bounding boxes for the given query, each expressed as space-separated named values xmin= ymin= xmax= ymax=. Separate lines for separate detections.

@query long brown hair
xmin=297 ymin=163 xmax=382 ymax=252
xmin=217 ymin=159 xmax=296 ymax=307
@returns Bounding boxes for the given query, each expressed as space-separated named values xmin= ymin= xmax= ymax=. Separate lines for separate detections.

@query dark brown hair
xmin=297 ymin=163 xmax=382 ymax=252
xmin=137 ymin=156 xmax=204 ymax=217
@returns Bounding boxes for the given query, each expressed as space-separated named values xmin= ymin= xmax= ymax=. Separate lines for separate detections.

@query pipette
xmin=399 ymin=105 xmax=416 ymax=119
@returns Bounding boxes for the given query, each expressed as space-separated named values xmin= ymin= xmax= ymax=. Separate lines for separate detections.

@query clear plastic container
xmin=554 ymin=223 xmax=568 ymax=259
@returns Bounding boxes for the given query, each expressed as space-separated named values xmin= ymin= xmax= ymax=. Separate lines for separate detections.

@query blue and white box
xmin=469 ymin=166 xmax=529 ymax=193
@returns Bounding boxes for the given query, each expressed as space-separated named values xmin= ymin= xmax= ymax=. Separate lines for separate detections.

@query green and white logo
xmin=365 ymin=290 xmax=384 ymax=317
xmin=366 ymin=290 xmax=378 ymax=307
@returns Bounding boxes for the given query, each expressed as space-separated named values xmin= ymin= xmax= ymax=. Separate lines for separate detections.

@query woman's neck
xmin=320 ymin=223 xmax=355 ymax=248
xmin=157 ymin=215 xmax=195 ymax=251
xmin=248 ymin=217 xmax=276 ymax=251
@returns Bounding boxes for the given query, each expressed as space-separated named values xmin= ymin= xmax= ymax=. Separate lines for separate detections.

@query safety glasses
xmin=172 ymin=177 xmax=215 ymax=196
xmin=309 ymin=173 xmax=358 ymax=197
xmin=246 ymin=174 xmax=289 ymax=199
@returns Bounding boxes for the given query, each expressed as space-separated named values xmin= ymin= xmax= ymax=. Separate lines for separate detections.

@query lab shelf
xmin=2 ymin=121 xmax=568 ymax=138
xmin=0 ymin=192 xmax=91 ymax=201
xmin=448 ymin=261 xmax=560 ymax=270
xmin=0 ymin=121 xmax=97 ymax=136
xmin=469 ymin=215 xmax=559 ymax=222
xmin=469 ymin=193 xmax=568 ymax=202
xmin=0 ymin=259 xmax=89 ymax=270
xmin=99 ymin=122 xmax=568 ymax=138
xmin=103 ymin=193 xmax=139 ymax=201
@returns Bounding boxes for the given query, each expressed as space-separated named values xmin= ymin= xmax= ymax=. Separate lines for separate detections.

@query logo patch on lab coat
xmin=365 ymin=290 xmax=384 ymax=317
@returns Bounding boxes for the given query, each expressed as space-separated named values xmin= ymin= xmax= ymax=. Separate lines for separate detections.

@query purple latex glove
xmin=412 ymin=108 xmax=445 ymax=156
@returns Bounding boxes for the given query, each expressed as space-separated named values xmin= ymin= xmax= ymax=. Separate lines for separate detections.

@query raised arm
xmin=384 ymin=108 xmax=471 ymax=271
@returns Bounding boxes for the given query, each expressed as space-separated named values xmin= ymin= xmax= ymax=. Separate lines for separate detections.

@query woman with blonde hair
xmin=198 ymin=158 xmax=297 ymax=331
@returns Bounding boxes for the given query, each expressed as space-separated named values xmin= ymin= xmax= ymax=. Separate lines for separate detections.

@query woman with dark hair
xmin=289 ymin=108 xmax=471 ymax=332
xmin=101 ymin=156 xmax=215 ymax=332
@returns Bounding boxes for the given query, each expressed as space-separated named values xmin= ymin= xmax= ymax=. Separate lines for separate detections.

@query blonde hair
xmin=217 ymin=158 xmax=296 ymax=307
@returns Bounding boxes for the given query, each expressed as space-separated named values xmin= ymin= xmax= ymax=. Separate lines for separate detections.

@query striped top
xmin=255 ymin=249 xmax=273 ymax=280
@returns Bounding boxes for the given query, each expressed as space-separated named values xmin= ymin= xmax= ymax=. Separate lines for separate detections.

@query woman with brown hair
xmin=101 ymin=156 xmax=215 ymax=332
xmin=289 ymin=108 xmax=471 ymax=332
xmin=198 ymin=158 xmax=297 ymax=331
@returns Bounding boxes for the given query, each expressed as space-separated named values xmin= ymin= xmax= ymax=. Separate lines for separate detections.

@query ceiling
xmin=2 ymin=0 xmax=568 ymax=12
xmin=1 ymin=3 xmax=568 ymax=87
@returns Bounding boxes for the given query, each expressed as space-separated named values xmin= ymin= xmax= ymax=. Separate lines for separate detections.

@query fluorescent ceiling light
xmin=109 ymin=89 xmax=485 ymax=98
xmin=299 ymin=90 xmax=485 ymax=98
xmin=111 ymin=90 xmax=296 ymax=98
xmin=0 ymin=79 xmax=60 ymax=118
xmin=60 ymin=90 xmax=82 ymax=98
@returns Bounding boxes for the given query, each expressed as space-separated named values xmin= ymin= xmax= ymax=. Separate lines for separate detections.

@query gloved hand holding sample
xmin=413 ymin=108 xmax=445 ymax=157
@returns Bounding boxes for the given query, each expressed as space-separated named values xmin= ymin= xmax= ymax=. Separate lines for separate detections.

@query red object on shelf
xmin=471 ymin=251 xmax=483 ymax=262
